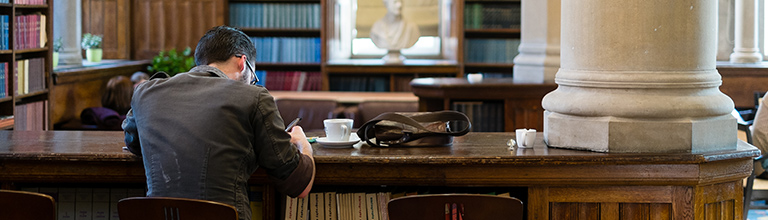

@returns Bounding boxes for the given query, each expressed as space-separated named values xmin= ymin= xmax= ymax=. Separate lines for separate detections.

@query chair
xmin=388 ymin=194 xmax=524 ymax=220
xmin=737 ymin=106 xmax=768 ymax=220
xmin=117 ymin=197 xmax=238 ymax=220
xmin=275 ymin=99 xmax=340 ymax=131
xmin=0 ymin=189 xmax=56 ymax=220
xmin=355 ymin=100 xmax=418 ymax=128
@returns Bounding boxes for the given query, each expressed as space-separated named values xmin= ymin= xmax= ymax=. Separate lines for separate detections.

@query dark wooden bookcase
xmin=0 ymin=1 xmax=52 ymax=130
xmin=461 ymin=0 xmax=520 ymax=77
xmin=229 ymin=0 xmax=324 ymax=91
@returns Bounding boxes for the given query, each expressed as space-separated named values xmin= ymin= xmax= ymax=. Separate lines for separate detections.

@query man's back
xmin=127 ymin=66 xmax=302 ymax=220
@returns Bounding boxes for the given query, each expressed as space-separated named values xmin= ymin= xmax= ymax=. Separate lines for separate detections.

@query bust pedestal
xmin=383 ymin=50 xmax=405 ymax=64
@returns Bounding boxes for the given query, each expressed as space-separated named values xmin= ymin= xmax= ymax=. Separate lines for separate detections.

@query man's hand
xmin=289 ymin=126 xmax=313 ymax=156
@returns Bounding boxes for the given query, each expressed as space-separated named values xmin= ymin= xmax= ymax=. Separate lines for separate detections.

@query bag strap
xmin=357 ymin=110 xmax=471 ymax=147
xmin=368 ymin=111 xmax=471 ymax=135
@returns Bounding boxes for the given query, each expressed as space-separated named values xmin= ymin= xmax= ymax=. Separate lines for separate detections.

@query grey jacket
xmin=123 ymin=65 xmax=313 ymax=220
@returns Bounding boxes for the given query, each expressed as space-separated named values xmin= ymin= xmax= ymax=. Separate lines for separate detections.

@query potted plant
xmin=147 ymin=47 xmax=195 ymax=77
xmin=52 ymin=37 xmax=63 ymax=68
xmin=81 ymin=33 xmax=103 ymax=62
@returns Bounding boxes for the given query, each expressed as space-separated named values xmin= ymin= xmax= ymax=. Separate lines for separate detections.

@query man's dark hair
xmin=194 ymin=26 xmax=257 ymax=66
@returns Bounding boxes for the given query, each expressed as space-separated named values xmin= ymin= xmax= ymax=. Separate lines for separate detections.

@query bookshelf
xmin=229 ymin=0 xmax=324 ymax=92
xmin=0 ymin=0 xmax=52 ymax=130
xmin=461 ymin=0 xmax=520 ymax=78
xmin=228 ymin=0 xmax=521 ymax=92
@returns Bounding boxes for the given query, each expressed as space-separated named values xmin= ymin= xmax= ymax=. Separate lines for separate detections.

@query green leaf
xmin=149 ymin=47 xmax=197 ymax=77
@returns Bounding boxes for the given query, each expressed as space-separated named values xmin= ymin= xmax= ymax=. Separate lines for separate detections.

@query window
xmin=329 ymin=0 xmax=452 ymax=60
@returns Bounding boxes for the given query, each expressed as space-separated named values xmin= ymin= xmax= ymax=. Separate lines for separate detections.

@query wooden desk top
xmin=0 ymin=130 xmax=757 ymax=165
xmin=409 ymin=78 xmax=558 ymax=100
xmin=269 ymin=91 xmax=418 ymax=104
xmin=0 ymin=130 xmax=757 ymax=186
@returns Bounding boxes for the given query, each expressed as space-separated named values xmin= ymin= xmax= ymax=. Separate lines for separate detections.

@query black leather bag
xmin=356 ymin=110 xmax=471 ymax=147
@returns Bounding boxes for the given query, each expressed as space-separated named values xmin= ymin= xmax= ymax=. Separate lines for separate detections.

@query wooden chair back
xmin=388 ymin=194 xmax=524 ymax=220
xmin=0 ymin=189 xmax=56 ymax=220
xmin=118 ymin=197 xmax=238 ymax=220
xmin=357 ymin=100 xmax=418 ymax=127
xmin=276 ymin=99 xmax=339 ymax=131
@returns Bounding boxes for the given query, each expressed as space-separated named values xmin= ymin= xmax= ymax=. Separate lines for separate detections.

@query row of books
xmin=284 ymin=189 xmax=518 ymax=220
xmin=261 ymin=71 xmax=322 ymax=91
xmin=464 ymin=3 xmax=521 ymax=29
xmin=12 ymin=0 xmax=47 ymax=4
xmin=14 ymin=13 xmax=47 ymax=50
xmin=285 ymin=192 xmax=392 ymax=220
xmin=452 ymin=101 xmax=504 ymax=132
xmin=230 ymin=3 xmax=321 ymax=29
xmin=15 ymin=57 xmax=46 ymax=95
xmin=0 ymin=15 xmax=7 ymax=50
xmin=0 ymin=115 xmax=12 ymax=129
xmin=19 ymin=187 xmax=146 ymax=220
xmin=0 ymin=62 xmax=6 ymax=98
xmin=328 ymin=76 xmax=389 ymax=92
xmin=251 ymin=37 xmax=321 ymax=63
xmin=464 ymin=39 xmax=521 ymax=64
xmin=14 ymin=100 xmax=47 ymax=130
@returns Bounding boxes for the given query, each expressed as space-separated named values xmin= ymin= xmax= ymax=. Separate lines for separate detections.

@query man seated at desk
xmin=122 ymin=26 xmax=315 ymax=220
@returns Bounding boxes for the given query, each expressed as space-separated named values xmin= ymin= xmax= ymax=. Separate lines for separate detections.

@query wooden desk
xmin=0 ymin=130 xmax=758 ymax=220
xmin=718 ymin=61 xmax=768 ymax=109
xmin=410 ymin=78 xmax=557 ymax=131
xmin=269 ymin=91 xmax=418 ymax=105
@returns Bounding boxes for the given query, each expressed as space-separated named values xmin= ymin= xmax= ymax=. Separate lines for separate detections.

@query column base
xmin=543 ymin=111 xmax=737 ymax=153
xmin=730 ymin=51 xmax=763 ymax=63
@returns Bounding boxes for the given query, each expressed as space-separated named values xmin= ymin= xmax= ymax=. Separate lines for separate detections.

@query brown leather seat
xmin=275 ymin=99 xmax=340 ymax=131
xmin=118 ymin=197 xmax=238 ymax=220
xmin=0 ymin=190 xmax=56 ymax=220
xmin=388 ymin=194 xmax=523 ymax=220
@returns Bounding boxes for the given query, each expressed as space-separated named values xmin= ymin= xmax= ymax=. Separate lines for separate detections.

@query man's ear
xmin=238 ymin=55 xmax=247 ymax=72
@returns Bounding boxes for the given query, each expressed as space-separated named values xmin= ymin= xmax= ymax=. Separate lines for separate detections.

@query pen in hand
xmin=285 ymin=117 xmax=302 ymax=132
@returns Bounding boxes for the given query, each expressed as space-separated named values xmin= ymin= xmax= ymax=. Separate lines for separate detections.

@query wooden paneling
xmin=82 ymin=0 xmax=131 ymax=59
xmin=131 ymin=0 xmax=225 ymax=60
xmin=717 ymin=63 xmax=768 ymax=109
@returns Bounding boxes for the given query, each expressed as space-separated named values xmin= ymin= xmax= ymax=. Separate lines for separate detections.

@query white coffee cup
xmin=515 ymin=129 xmax=528 ymax=148
xmin=324 ymin=119 xmax=354 ymax=141
xmin=467 ymin=73 xmax=483 ymax=84
xmin=515 ymin=128 xmax=536 ymax=148
xmin=524 ymin=129 xmax=537 ymax=147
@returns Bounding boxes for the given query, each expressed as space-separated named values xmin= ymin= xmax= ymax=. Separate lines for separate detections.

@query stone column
xmin=730 ymin=0 xmax=763 ymax=63
xmin=541 ymin=0 xmax=736 ymax=153
xmin=716 ymin=0 xmax=735 ymax=61
xmin=512 ymin=0 xmax=560 ymax=83
xmin=53 ymin=0 xmax=83 ymax=65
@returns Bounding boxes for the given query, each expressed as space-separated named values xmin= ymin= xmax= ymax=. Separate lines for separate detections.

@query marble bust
xmin=370 ymin=0 xmax=421 ymax=50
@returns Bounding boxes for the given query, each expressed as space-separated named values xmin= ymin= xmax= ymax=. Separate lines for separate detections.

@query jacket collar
xmin=188 ymin=65 xmax=229 ymax=79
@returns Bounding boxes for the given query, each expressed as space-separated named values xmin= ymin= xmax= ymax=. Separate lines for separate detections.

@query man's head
xmin=194 ymin=26 xmax=257 ymax=67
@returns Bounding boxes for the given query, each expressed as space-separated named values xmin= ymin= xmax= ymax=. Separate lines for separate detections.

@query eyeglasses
xmin=235 ymin=54 xmax=258 ymax=85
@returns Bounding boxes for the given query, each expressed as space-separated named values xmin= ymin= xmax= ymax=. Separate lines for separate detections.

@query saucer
xmin=316 ymin=133 xmax=360 ymax=148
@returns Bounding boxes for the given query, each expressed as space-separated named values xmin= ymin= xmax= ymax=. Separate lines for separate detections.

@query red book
xmin=451 ymin=203 xmax=457 ymax=220
xmin=444 ymin=204 xmax=450 ymax=220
